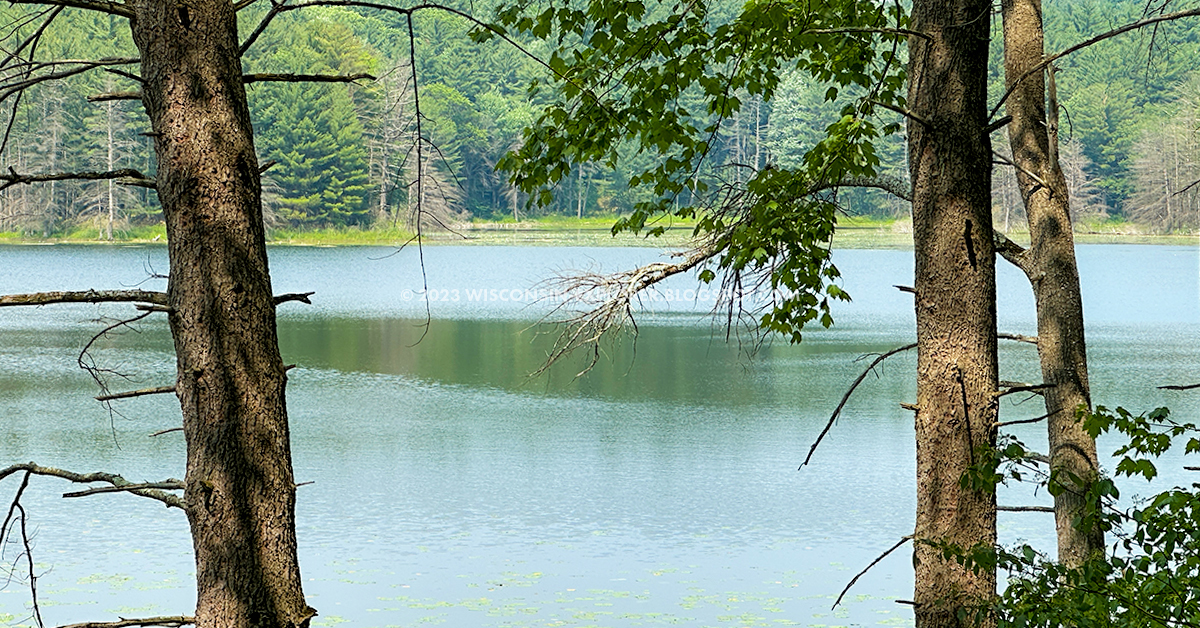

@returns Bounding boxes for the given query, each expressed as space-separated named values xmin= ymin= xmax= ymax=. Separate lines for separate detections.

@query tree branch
xmin=87 ymin=90 xmax=141 ymax=102
xmin=990 ymin=7 xmax=1200 ymax=119
xmin=0 ymin=463 xmax=185 ymax=510
xmin=63 ymin=481 xmax=184 ymax=499
xmin=57 ymin=617 xmax=194 ymax=628
xmin=801 ymin=342 xmax=918 ymax=468
xmin=242 ymin=72 xmax=375 ymax=84
xmin=273 ymin=291 xmax=315 ymax=305
xmin=994 ymin=230 xmax=1030 ymax=272
xmin=832 ymin=535 xmax=913 ymax=609
xmin=0 ymin=289 xmax=168 ymax=307
xmin=998 ymin=505 xmax=1054 ymax=512
xmin=6 ymin=0 xmax=133 ymax=18
xmin=95 ymin=385 xmax=175 ymax=402
xmin=0 ymin=57 xmax=139 ymax=103
xmin=0 ymin=167 xmax=153 ymax=193
xmin=1159 ymin=383 xmax=1200 ymax=390
xmin=998 ymin=332 xmax=1038 ymax=345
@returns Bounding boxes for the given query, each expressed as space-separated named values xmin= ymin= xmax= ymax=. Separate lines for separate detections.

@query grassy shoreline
xmin=2 ymin=217 xmax=1196 ymax=248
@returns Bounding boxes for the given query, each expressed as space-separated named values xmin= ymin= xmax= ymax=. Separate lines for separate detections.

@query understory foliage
xmin=962 ymin=406 xmax=1200 ymax=627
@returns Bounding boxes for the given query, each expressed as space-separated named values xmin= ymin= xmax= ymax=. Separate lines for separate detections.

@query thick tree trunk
xmin=129 ymin=2 xmax=313 ymax=627
xmin=907 ymin=0 xmax=998 ymax=623
xmin=1000 ymin=0 xmax=1104 ymax=567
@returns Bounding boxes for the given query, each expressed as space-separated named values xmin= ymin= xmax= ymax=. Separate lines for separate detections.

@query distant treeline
xmin=0 ymin=0 xmax=1196 ymax=237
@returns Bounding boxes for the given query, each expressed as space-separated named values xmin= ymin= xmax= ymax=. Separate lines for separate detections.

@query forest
xmin=0 ymin=0 xmax=1197 ymax=238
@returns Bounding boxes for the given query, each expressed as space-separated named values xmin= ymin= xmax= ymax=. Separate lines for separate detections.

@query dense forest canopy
xmin=0 ymin=0 xmax=1196 ymax=236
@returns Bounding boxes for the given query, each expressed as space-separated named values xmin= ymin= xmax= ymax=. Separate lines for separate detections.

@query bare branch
xmin=0 ymin=5 xmax=63 ymax=71
xmin=0 ymin=57 xmax=139 ymax=104
xmin=63 ymin=480 xmax=184 ymax=499
xmin=1159 ymin=383 xmax=1200 ymax=390
xmin=998 ymin=332 xmax=1038 ymax=345
xmin=95 ymin=385 xmax=175 ymax=402
xmin=0 ymin=289 xmax=167 ymax=307
xmin=233 ymin=0 xmax=259 ymax=10
xmin=57 ymin=617 xmax=194 ymax=628
xmin=533 ymin=247 xmax=712 ymax=378
xmin=832 ymin=535 xmax=913 ymax=609
xmin=997 ymin=381 xmax=1056 ymax=397
xmin=994 ymin=230 xmax=1029 ymax=272
xmin=87 ymin=90 xmax=141 ymax=102
xmin=0 ymin=463 xmax=185 ymax=510
xmin=149 ymin=427 xmax=183 ymax=437
xmin=801 ymin=343 xmax=917 ymax=468
xmin=998 ymin=505 xmax=1054 ymax=512
xmin=6 ymin=0 xmax=132 ymax=18
xmin=870 ymin=99 xmax=930 ymax=128
xmin=243 ymin=72 xmax=375 ymax=84
xmin=0 ymin=167 xmax=153 ymax=193
xmin=273 ymin=291 xmax=315 ymax=305
xmin=990 ymin=6 xmax=1200 ymax=119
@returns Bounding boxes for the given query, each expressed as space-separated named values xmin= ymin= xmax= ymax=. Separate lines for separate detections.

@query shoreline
xmin=2 ymin=220 xmax=1196 ymax=249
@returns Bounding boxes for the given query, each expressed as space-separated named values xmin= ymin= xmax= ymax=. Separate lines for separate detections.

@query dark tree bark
xmin=1000 ymin=0 xmax=1104 ymax=568
xmin=907 ymin=0 xmax=999 ymax=622
xmin=128 ymin=2 xmax=313 ymax=627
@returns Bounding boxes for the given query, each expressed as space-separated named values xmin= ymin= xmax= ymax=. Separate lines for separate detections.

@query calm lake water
xmin=0 ymin=243 xmax=1197 ymax=627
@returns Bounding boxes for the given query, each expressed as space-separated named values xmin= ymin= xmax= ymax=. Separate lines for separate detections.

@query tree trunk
xmin=1000 ymin=0 xmax=1104 ymax=567
xmin=128 ymin=2 xmax=313 ymax=627
xmin=907 ymin=0 xmax=998 ymax=622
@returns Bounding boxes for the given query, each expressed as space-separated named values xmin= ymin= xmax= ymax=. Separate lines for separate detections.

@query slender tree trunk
xmin=907 ymin=0 xmax=998 ymax=622
xmin=129 ymin=2 xmax=313 ymax=627
xmin=1001 ymin=0 xmax=1103 ymax=567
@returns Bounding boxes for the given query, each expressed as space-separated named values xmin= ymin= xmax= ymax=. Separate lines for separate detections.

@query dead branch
xmin=0 ymin=289 xmax=167 ymax=307
xmin=990 ymin=6 xmax=1200 ymax=119
xmin=997 ymin=382 xmax=1056 ymax=397
xmin=87 ymin=90 xmax=140 ymax=102
xmin=0 ymin=463 xmax=184 ymax=510
xmin=800 ymin=342 xmax=918 ymax=468
xmin=78 ymin=310 xmax=153 ymax=398
xmin=1159 ymin=383 xmax=1200 ymax=390
xmin=0 ymin=471 xmax=44 ymax=628
xmin=233 ymin=0 xmax=259 ymax=9
xmin=998 ymin=332 xmax=1038 ymax=345
xmin=63 ymin=480 xmax=183 ymax=498
xmin=0 ymin=57 xmax=139 ymax=103
xmin=6 ymin=0 xmax=132 ymax=19
xmin=149 ymin=427 xmax=183 ymax=437
xmin=533 ymin=247 xmax=712 ymax=378
xmin=57 ymin=617 xmax=194 ymax=628
xmin=243 ymin=72 xmax=375 ymax=84
xmin=832 ymin=535 xmax=912 ymax=609
xmin=994 ymin=230 xmax=1029 ymax=271
xmin=273 ymin=291 xmax=315 ymax=306
xmin=0 ymin=168 xmax=153 ymax=193
xmin=998 ymin=505 xmax=1054 ymax=512
xmin=95 ymin=385 xmax=175 ymax=402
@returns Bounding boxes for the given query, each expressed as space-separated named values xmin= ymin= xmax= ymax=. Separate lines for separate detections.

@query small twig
xmin=149 ymin=427 xmax=183 ymax=438
xmin=985 ymin=115 xmax=1013 ymax=134
xmin=87 ymin=90 xmax=141 ymax=102
xmin=1185 ymin=466 xmax=1200 ymax=471
xmin=998 ymin=505 xmax=1054 ymax=512
xmin=997 ymin=382 xmax=1055 ymax=397
xmin=95 ymin=385 xmax=175 ymax=402
xmin=258 ymin=159 xmax=277 ymax=174
xmin=801 ymin=343 xmax=917 ymax=468
xmin=995 ymin=410 xmax=1055 ymax=428
xmin=894 ymin=285 xmax=916 ymax=294
xmin=1159 ymin=383 xmax=1200 ymax=390
xmin=832 ymin=535 xmax=913 ymax=609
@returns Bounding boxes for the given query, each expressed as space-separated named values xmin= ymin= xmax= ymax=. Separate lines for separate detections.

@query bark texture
xmin=1000 ymin=0 xmax=1104 ymax=567
xmin=128 ymin=2 xmax=313 ymax=627
xmin=907 ymin=0 xmax=998 ymax=622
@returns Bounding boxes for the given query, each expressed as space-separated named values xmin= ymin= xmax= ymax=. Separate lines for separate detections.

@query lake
xmin=0 ymin=243 xmax=1197 ymax=627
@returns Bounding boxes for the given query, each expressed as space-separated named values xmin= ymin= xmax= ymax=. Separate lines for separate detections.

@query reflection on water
xmin=0 ymin=243 xmax=1197 ymax=627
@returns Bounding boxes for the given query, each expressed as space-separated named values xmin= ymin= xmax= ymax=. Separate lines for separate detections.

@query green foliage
xmin=956 ymin=406 xmax=1200 ymax=627
xmin=247 ymin=16 xmax=374 ymax=227
xmin=489 ymin=0 xmax=909 ymax=340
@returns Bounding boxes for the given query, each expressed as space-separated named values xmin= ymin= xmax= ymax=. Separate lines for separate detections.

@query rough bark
xmin=907 ymin=0 xmax=999 ymax=622
xmin=1000 ymin=0 xmax=1104 ymax=567
xmin=128 ymin=2 xmax=313 ymax=627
